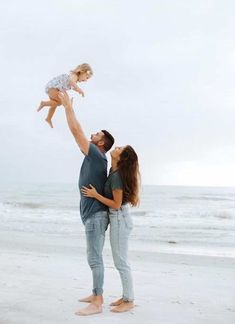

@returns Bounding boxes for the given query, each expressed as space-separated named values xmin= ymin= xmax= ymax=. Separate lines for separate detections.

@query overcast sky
xmin=1 ymin=0 xmax=235 ymax=186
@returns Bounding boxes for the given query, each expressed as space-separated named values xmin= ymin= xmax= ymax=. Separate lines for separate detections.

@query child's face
xmin=78 ymin=71 xmax=92 ymax=82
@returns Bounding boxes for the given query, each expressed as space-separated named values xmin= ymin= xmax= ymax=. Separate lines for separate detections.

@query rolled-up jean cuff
xmin=123 ymin=297 xmax=134 ymax=302
xmin=93 ymin=288 xmax=103 ymax=296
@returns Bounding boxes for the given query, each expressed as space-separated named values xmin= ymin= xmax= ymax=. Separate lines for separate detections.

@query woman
xmin=81 ymin=145 xmax=140 ymax=313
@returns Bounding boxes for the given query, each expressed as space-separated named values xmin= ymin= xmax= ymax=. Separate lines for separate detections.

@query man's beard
xmin=90 ymin=138 xmax=98 ymax=145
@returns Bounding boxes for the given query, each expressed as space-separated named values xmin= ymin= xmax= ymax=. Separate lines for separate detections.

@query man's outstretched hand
xmin=58 ymin=90 xmax=74 ymax=109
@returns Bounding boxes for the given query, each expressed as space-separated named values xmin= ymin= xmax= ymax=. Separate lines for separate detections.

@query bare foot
xmin=78 ymin=294 xmax=95 ymax=303
xmin=110 ymin=298 xmax=123 ymax=306
xmin=37 ymin=101 xmax=44 ymax=112
xmin=110 ymin=301 xmax=134 ymax=313
xmin=45 ymin=118 xmax=53 ymax=128
xmin=75 ymin=303 xmax=102 ymax=316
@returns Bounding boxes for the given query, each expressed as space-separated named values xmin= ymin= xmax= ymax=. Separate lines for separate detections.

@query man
xmin=58 ymin=91 xmax=114 ymax=316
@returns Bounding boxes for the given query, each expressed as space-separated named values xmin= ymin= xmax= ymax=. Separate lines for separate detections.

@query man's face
xmin=90 ymin=131 xmax=104 ymax=145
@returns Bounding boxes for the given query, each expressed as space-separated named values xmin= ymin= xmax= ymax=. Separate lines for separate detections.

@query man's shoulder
xmin=88 ymin=143 xmax=107 ymax=161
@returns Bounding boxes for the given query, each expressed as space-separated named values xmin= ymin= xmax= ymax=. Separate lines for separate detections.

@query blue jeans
xmin=109 ymin=205 xmax=134 ymax=302
xmin=84 ymin=211 xmax=109 ymax=296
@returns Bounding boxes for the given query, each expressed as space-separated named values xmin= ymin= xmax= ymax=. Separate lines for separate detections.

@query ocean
xmin=0 ymin=184 xmax=235 ymax=257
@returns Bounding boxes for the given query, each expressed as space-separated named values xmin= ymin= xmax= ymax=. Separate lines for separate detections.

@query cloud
xmin=1 ymin=0 xmax=235 ymax=186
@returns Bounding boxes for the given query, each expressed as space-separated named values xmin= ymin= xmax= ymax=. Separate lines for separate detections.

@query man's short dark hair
xmin=101 ymin=130 xmax=114 ymax=152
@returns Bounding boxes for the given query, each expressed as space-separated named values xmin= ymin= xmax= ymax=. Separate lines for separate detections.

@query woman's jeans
xmin=109 ymin=205 xmax=134 ymax=302
xmin=84 ymin=211 xmax=109 ymax=296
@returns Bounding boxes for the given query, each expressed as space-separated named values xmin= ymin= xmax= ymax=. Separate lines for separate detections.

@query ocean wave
xmin=129 ymin=210 xmax=149 ymax=216
xmin=3 ymin=201 xmax=78 ymax=210
xmin=213 ymin=212 xmax=233 ymax=220
xmin=176 ymin=196 xmax=235 ymax=202
xmin=3 ymin=202 xmax=45 ymax=209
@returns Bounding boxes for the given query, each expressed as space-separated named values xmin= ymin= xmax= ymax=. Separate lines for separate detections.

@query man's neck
xmin=98 ymin=147 xmax=106 ymax=154
xmin=90 ymin=141 xmax=106 ymax=154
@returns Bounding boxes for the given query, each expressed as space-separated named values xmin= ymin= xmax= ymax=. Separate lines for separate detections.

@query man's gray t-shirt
xmin=79 ymin=143 xmax=108 ymax=224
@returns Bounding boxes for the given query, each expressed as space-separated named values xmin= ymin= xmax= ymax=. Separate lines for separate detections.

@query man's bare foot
xmin=37 ymin=101 xmax=44 ymax=112
xmin=79 ymin=294 xmax=104 ymax=304
xmin=78 ymin=295 xmax=95 ymax=303
xmin=110 ymin=301 xmax=134 ymax=313
xmin=110 ymin=298 xmax=123 ymax=306
xmin=75 ymin=303 xmax=102 ymax=316
xmin=45 ymin=118 xmax=53 ymax=128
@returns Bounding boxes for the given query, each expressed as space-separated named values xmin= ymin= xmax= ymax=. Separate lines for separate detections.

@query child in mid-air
xmin=37 ymin=63 xmax=93 ymax=128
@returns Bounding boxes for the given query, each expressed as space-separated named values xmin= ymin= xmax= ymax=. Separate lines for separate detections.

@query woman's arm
xmin=81 ymin=185 xmax=123 ymax=209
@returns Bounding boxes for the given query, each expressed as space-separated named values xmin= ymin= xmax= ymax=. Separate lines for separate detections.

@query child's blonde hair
xmin=71 ymin=63 xmax=93 ymax=77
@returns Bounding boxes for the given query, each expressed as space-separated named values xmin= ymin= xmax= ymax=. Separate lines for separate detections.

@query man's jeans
xmin=84 ymin=211 xmax=109 ymax=296
xmin=109 ymin=205 xmax=134 ymax=302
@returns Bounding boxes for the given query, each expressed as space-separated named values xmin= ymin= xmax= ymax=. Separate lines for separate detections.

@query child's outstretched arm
xmin=71 ymin=81 xmax=85 ymax=97
xmin=69 ymin=76 xmax=85 ymax=97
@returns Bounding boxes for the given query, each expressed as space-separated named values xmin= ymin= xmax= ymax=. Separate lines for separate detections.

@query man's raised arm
xmin=58 ymin=91 xmax=89 ymax=155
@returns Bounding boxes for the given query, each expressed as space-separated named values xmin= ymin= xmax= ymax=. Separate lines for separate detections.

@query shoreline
xmin=1 ymin=229 xmax=234 ymax=259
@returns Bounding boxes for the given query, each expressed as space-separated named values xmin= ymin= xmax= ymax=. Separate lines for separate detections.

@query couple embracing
xmin=59 ymin=91 xmax=140 ymax=316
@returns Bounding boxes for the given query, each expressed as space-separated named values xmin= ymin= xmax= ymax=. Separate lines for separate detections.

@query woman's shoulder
xmin=109 ymin=168 xmax=120 ymax=177
xmin=108 ymin=169 xmax=123 ymax=187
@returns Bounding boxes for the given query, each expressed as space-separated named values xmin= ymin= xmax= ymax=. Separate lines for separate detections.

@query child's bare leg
xmin=45 ymin=106 xmax=58 ymax=128
xmin=37 ymin=88 xmax=61 ymax=112
xmin=37 ymin=99 xmax=58 ymax=111
xmin=42 ymin=88 xmax=61 ymax=128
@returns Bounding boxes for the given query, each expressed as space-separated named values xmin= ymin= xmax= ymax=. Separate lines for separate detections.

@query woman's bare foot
xmin=110 ymin=301 xmax=134 ymax=313
xmin=37 ymin=101 xmax=45 ymax=112
xmin=75 ymin=303 xmax=102 ymax=316
xmin=78 ymin=294 xmax=95 ymax=303
xmin=110 ymin=298 xmax=123 ymax=306
xmin=45 ymin=118 xmax=53 ymax=128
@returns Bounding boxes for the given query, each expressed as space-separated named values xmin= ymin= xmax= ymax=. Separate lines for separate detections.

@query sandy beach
xmin=0 ymin=229 xmax=235 ymax=324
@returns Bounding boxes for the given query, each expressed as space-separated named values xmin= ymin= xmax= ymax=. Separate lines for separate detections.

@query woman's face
xmin=110 ymin=146 xmax=126 ymax=161
xmin=78 ymin=71 xmax=92 ymax=82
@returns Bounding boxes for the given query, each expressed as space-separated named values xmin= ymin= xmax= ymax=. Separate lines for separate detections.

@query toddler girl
xmin=37 ymin=63 xmax=93 ymax=128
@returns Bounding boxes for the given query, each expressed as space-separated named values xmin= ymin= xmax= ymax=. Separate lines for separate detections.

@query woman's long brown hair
xmin=117 ymin=145 xmax=140 ymax=206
